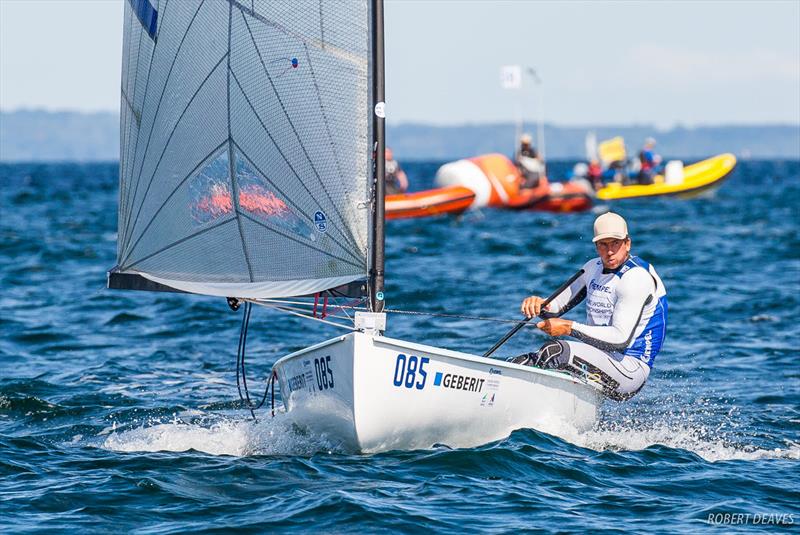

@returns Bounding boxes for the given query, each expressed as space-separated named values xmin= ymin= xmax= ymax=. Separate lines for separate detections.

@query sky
xmin=1 ymin=0 xmax=798 ymax=128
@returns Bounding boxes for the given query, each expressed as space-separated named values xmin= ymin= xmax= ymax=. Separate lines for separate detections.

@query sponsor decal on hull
xmin=433 ymin=372 xmax=485 ymax=392
xmin=286 ymin=356 xmax=334 ymax=395
xmin=390 ymin=354 xmax=503 ymax=402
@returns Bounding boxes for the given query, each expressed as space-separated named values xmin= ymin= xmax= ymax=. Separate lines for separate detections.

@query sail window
xmin=232 ymin=149 xmax=316 ymax=242
xmin=189 ymin=148 xmax=233 ymax=226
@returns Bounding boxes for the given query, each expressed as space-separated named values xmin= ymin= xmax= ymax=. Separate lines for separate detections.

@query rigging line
xmin=238 ymin=11 xmax=364 ymax=255
xmin=121 ymin=52 xmax=229 ymax=259
xmin=227 ymin=2 xmax=255 ymax=282
xmin=247 ymin=300 xmax=357 ymax=331
xmin=123 ymin=217 xmax=236 ymax=272
xmin=237 ymin=211 xmax=365 ymax=270
xmin=235 ymin=300 xmax=249 ymax=408
xmin=249 ymin=296 xmax=367 ymax=308
xmin=257 ymin=303 xmax=356 ymax=330
xmin=232 ymin=141 xmax=365 ymax=266
xmin=121 ymin=0 xmax=171 ymax=238
xmin=249 ymin=298 xmax=366 ymax=321
xmin=282 ymin=303 xmax=546 ymax=327
xmin=252 ymin=369 xmax=273 ymax=411
xmin=120 ymin=140 xmax=228 ymax=268
xmin=250 ymin=298 xmax=321 ymax=306
xmin=244 ymin=298 xmax=356 ymax=319
xmin=247 ymin=301 xmax=353 ymax=323
xmin=121 ymin=0 xmax=207 ymax=252
xmin=227 ymin=76 xmax=365 ymax=268
xmin=322 ymin=289 xmax=358 ymax=323
xmin=237 ymin=301 xmax=256 ymax=419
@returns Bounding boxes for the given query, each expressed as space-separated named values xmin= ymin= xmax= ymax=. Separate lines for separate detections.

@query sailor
xmin=516 ymin=133 xmax=544 ymax=188
xmin=637 ymin=137 xmax=661 ymax=185
xmin=587 ymin=158 xmax=603 ymax=190
xmin=512 ymin=212 xmax=668 ymax=400
xmin=385 ymin=147 xmax=409 ymax=195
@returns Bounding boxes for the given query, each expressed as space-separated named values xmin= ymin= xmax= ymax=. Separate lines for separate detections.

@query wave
xmin=100 ymin=411 xmax=340 ymax=457
xmin=96 ymin=404 xmax=800 ymax=464
xmin=552 ymin=419 xmax=800 ymax=463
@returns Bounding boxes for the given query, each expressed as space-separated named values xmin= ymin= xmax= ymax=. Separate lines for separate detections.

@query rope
xmin=235 ymin=301 xmax=276 ymax=421
xmin=246 ymin=299 xmax=357 ymax=331
xmin=235 ymin=302 xmax=256 ymax=419
xmin=375 ymin=307 xmax=536 ymax=325
xmin=249 ymin=297 xmax=534 ymax=327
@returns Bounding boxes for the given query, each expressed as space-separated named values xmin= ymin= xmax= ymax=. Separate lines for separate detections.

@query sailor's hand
xmin=521 ymin=296 xmax=549 ymax=318
xmin=537 ymin=318 xmax=573 ymax=337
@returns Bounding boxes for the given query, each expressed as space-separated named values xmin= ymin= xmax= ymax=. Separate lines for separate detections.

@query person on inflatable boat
xmin=385 ymin=147 xmax=409 ymax=195
xmin=637 ymin=137 xmax=662 ymax=185
xmin=511 ymin=212 xmax=668 ymax=400
xmin=516 ymin=133 xmax=545 ymax=188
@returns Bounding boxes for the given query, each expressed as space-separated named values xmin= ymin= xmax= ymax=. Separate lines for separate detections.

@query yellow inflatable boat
xmin=596 ymin=153 xmax=737 ymax=201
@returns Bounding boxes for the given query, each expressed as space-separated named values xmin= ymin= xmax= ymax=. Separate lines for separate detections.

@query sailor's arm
xmin=569 ymin=269 xmax=653 ymax=351
xmin=521 ymin=273 xmax=587 ymax=319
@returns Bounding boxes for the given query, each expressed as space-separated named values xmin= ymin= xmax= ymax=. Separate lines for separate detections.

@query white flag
xmin=500 ymin=65 xmax=522 ymax=89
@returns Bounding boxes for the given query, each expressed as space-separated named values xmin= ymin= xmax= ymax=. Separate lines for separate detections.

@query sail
xmin=114 ymin=0 xmax=371 ymax=299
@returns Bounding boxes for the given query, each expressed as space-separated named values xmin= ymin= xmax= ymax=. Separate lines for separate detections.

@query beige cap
xmin=592 ymin=212 xmax=628 ymax=242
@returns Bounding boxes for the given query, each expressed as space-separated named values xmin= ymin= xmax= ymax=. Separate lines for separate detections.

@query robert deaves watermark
xmin=707 ymin=513 xmax=794 ymax=526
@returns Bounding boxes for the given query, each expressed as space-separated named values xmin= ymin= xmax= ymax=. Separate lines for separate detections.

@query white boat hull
xmin=273 ymin=332 xmax=602 ymax=453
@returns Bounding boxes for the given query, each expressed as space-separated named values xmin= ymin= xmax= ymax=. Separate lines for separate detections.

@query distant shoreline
xmin=2 ymin=110 xmax=798 ymax=162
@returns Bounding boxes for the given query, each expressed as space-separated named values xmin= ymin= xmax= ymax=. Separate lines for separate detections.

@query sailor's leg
xmin=507 ymin=352 xmax=536 ymax=366
xmin=508 ymin=339 xmax=569 ymax=367
xmin=561 ymin=341 xmax=650 ymax=400
xmin=534 ymin=339 xmax=571 ymax=369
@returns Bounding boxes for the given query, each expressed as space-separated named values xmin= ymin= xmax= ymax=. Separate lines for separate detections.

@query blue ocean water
xmin=1 ymin=159 xmax=798 ymax=532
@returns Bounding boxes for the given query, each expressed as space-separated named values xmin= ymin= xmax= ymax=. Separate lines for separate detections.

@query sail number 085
xmin=393 ymin=354 xmax=429 ymax=390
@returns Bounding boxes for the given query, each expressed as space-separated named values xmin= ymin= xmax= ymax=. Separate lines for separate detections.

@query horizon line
xmin=2 ymin=108 xmax=799 ymax=130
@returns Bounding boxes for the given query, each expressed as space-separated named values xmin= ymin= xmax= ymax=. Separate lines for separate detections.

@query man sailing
xmin=512 ymin=212 xmax=668 ymax=400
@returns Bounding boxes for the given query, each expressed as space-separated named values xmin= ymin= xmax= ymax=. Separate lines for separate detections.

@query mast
xmin=369 ymin=0 xmax=386 ymax=313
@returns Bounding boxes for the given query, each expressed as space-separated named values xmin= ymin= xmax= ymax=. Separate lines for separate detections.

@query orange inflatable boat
xmin=385 ymin=186 xmax=476 ymax=220
xmin=435 ymin=153 xmax=592 ymax=213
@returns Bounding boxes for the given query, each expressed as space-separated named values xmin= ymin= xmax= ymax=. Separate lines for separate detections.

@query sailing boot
xmin=507 ymin=352 xmax=537 ymax=367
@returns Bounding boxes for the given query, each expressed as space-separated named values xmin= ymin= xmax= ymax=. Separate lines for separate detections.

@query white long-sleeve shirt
xmin=544 ymin=256 xmax=668 ymax=367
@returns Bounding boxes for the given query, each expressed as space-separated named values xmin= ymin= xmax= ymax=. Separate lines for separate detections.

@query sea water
xmin=1 ymin=160 xmax=798 ymax=532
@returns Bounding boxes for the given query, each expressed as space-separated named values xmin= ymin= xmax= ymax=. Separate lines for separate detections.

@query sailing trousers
xmin=538 ymin=340 xmax=650 ymax=401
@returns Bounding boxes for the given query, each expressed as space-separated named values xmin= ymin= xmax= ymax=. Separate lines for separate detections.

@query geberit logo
xmin=433 ymin=372 xmax=484 ymax=392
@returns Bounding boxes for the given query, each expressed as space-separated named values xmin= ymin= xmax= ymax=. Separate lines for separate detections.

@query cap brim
xmin=592 ymin=232 xmax=627 ymax=243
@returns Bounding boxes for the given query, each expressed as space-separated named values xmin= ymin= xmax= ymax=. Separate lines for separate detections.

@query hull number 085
xmin=314 ymin=356 xmax=334 ymax=390
xmin=393 ymin=354 xmax=429 ymax=390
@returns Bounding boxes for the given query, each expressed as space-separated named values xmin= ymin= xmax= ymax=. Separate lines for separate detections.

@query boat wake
xmin=98 ymin=410 xmax=800 ymax=462
xmin=565 ymin=425 xmax=800 ymax=462
xmin=100 ymin=411 xmax=341 ymax=457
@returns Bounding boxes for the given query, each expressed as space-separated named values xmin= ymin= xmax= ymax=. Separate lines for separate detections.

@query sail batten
xmin=113 ymin=0 xmax=371 ymax=299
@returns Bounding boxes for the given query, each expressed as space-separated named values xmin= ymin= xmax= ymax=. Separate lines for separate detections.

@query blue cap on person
xmin=592 ymin=212 xmax=628 ymax=242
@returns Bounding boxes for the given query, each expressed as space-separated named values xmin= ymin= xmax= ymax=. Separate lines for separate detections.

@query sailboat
xmin=109 ymin=0 xmax=602 ymax=453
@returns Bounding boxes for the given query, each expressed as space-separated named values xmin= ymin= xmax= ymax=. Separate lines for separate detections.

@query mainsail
xmin=112 ymin=0 xmax=372 ymax=299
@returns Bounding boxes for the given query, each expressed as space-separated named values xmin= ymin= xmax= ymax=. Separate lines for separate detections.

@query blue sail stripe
xmin=129 ymin=0 xmax=158 ymax=41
